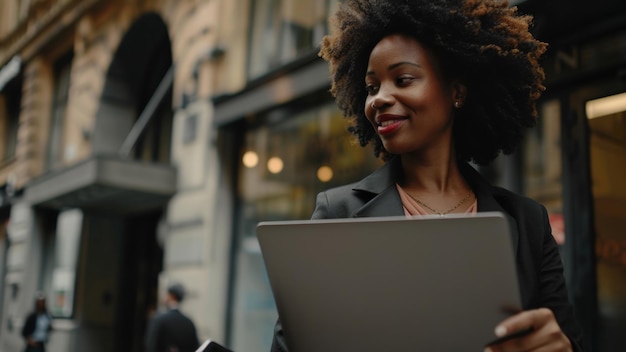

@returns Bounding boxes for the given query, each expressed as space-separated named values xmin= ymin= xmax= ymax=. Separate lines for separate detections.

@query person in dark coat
xmin=271 ymin=0 xmax=584 ymax=351
xmin=145 ymin=283 xmax=199 ymax=352
xmin=21 ymin=294 xmax=53 ymax=352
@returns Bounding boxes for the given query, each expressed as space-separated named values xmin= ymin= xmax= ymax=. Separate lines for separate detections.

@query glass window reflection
xmin=248 ymin=0 xmax=340 ymax=79
xmin=229 ymin=99 xmax=381 ymax=352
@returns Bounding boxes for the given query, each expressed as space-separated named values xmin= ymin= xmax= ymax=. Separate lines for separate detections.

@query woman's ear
xmin=451 ymin=80 xmax=467 ymax=108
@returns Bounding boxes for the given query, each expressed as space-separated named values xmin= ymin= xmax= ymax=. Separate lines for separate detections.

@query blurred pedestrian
xmin=145 ymin=283 xmax=199 ymax=352
xmin=271 ymin=0 xmax=584 ymax=351
xmin=21 ymin=294 xmax=53 ymax=352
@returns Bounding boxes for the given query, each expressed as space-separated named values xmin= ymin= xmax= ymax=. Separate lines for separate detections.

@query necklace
xmin=407 ymin=190 xmax=474 ymax=216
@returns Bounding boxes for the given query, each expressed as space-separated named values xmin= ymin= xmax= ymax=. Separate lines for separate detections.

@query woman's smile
xmin=375 ymin=114 xmax=407 ymax=135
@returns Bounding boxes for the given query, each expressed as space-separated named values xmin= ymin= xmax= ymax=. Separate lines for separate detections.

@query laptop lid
xmin=256 ymin=212 xmax=521 ymax=352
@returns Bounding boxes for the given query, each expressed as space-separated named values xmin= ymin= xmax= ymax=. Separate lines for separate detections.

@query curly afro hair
xmin=319 ymin=0 xmax=547 ymax=165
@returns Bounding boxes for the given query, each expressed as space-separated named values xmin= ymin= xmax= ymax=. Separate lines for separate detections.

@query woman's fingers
xmin=485 ymin=308 xmax=572 ymax=352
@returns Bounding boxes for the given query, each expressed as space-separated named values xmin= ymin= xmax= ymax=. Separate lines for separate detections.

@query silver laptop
xmin=256 ymin=212 xmax=521 ymax=351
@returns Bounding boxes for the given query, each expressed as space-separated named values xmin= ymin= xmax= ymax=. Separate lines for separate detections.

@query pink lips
xmin=375 ymin=114 xmax=407 ymax=136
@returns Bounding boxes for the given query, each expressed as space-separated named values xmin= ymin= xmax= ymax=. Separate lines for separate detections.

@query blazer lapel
xmin=351 ymin=157 xmax=405 ymax=218
xmin=353 ymin=186 xmax=405 ymax=217
xmin=459 ymin=163 xmax=520 ymax=255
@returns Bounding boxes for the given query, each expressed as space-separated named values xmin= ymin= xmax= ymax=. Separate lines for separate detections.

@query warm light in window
xmin=317 ymin=165 xmax=333 ymax=182
xmin=242 ymin=151 xmax=259 ymax=168
xmin=586 ymin=92 xmax=626 ymax=119
xmin=267 ymin=157 xmax=284 ymax=174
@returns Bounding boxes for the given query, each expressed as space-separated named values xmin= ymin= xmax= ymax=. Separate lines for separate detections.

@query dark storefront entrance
xmin=521 ymin=0 xmax=626 ymax=349
xmin=80 ymin=210 xmax=164 ymax=352
xmin=565 ymin=80 xmax=626 ymax=352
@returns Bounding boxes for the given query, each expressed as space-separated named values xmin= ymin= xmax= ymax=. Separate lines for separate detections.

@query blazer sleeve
xmin=311 ymin=191 xmax=332 ymax=219
xmin=537 ymin=207 xmax=585 ymax=351
xmin=21 ymin=313 xmax=36 ymax=339
xmin=145 ymin=314 xmax=162 ymax=352
xmin=270 ymin=319 xmax=288 ymax=352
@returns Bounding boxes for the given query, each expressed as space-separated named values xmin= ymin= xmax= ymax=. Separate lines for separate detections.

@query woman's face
xmin=364 ymin=34 xmax=464 ymax=157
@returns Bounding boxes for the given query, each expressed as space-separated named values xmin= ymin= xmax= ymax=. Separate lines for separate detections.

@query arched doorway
xmin=83 ymin=12 xmax=173 ymax=352
xmin=93 ymin=12 xmax=173 ymax=163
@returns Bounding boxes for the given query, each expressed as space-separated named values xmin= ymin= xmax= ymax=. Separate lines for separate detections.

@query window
xmin=229 ymin=98 xmax=381 ymax=351
xmin=46 ymin=53 xmax=72 ymax=170
xmin=586 ymin=93 xmax=626 ymax=351
xmin=248 ymin=0 xmax=340 ymax=78
xmin=0 ymin=75 xmax=20 ymax=163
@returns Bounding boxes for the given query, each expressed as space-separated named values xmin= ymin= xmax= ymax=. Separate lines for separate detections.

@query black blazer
xmin=21 ymin=312 xmax=52 ymax=342
xmin=271 ymin=158 xmax=584 ymax=351
xmin=145 ymin=308 xmax=199 ymax=352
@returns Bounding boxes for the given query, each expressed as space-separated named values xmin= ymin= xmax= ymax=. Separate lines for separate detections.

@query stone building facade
xmin=0 ymin=0 xmax=247 ymax=350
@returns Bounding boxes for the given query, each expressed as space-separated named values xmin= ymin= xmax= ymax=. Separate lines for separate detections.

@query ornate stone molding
xmin=0 ymin=0 xmax=101 ymax=65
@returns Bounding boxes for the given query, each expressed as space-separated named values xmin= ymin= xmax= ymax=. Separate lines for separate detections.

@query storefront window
xmin=0 ymin=61 xmax=21 ymax=163
xmin=248 ymin=0 xmax=340 ymax=79
xmin=40 ymin=209 xmax=83 ymax=318
xmin=586 ymin=92 xmax=626 ymax=352
xmin=229 ymin=99 xmax=381 ymax=352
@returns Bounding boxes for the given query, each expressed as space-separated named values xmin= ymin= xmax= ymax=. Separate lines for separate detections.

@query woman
xmin=271 ymin=0 xmax=584 ymax=351
xmin=21 ymin=294 xmax=53 ymax=352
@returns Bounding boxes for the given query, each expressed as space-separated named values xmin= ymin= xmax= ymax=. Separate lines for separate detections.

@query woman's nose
xmin=372 ymin=85 xmax=396 ymax=109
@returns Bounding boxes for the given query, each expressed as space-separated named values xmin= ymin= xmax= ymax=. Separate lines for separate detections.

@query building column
xmin=165 ymin=99 xmax=233 ymax=344
xmin=0 ymin=201 xmax=41 ymax=352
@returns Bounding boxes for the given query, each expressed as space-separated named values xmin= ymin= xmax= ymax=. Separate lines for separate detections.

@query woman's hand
xmin=485 ymin=308 xmax=572 ymax=352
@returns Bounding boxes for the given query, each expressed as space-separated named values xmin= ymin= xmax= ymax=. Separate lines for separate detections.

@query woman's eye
xmin=365 ymin=85 xmax=379 ymax=95
xmin=396 ymin=76 xmax=414 ymax=85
